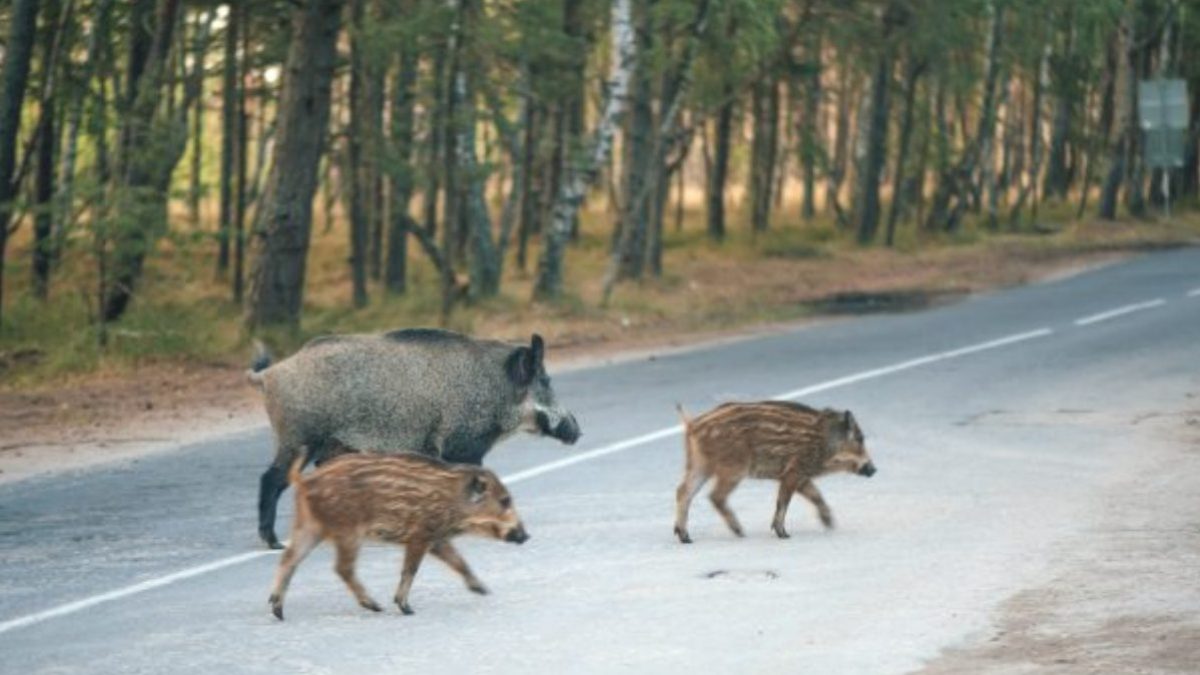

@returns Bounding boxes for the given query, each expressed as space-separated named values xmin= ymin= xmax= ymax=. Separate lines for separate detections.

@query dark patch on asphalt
xmin=805 ymin=289 xmax=967 ymax=316
xmin=704 ymin=569 xmax=779 ymax=581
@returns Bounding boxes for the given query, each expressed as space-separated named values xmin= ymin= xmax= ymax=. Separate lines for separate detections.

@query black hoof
xmin=674 ymin=527 xmax=693 ymax=544
xmin=361 ymin=599 xmax=383 ymax=612
xmin=269 ymin=596 xmax=284 ymax=621
xmin=468 ymin=584 xmax=489 ymax=596
xmin=774 ymin=528 xmax=790 ymax=539
xmin=261 ymin=531 xmax=283 ymax=550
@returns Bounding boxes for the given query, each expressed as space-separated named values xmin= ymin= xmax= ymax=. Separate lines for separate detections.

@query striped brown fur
xmin=268 ymin=451 xmax=528 ymax=620
xmin=673 ymin=401 xmax=876 ymax=543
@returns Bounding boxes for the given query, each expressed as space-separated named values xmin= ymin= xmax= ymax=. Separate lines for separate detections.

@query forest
xmin=0 ymin=0 xmax=1197 ymax=375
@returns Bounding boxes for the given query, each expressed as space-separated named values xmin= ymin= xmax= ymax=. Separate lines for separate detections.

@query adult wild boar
xmin=248 ymin=329 xmax=581 ymax=549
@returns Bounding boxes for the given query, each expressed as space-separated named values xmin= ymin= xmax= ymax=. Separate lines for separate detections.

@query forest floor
xmin=1 ymin=206 xmax=1198 ymax=482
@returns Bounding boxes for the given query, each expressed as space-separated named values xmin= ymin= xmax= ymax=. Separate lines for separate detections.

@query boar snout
xmin=504 ymin=523 xmax=530 ymax=544
xmin=857 ymin=461 xmax=877 ymax=477
xmin=538 ymin=411 xmax=581 ymax=445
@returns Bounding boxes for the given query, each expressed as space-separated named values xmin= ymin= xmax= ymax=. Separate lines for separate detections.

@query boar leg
xmin=431 ymin=540 xmax=488 ymax=595
xmin=268 ymin=526 xmax=322 ymax=620
xmin=771 ymin=475 xmax=802 ymax=539
xmin=798 ymin=480 xmax=835 ymax=529
xmin=709 ymin=475 xmax=745 ymax=538
xmin=334 ymin=537 xmax=382 ymax=612
xmin=674 ymin=469 xmax=710 ymax=544
xmin=258 ymin=460 xmax=292 ymax=550
xmin=394 ymin=541 xmax=431 ymax=615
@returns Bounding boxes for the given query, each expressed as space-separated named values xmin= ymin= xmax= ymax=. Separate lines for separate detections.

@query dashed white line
xmin=1073 ymin=299 xmax=1166 ymax=326
xmin=0 ymin=325 xmax=1057 ymax=636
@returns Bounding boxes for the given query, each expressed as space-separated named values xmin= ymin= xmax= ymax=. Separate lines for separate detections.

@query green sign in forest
xmin=1138 ymin=79 xmax=1189 ymax=169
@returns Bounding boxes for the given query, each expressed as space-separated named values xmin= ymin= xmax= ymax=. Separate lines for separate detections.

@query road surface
xmin=2 ymin=249 xmax=1199 ymax=674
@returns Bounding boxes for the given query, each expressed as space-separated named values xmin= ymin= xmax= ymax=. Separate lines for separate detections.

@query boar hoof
xmin=674 ymin=526 xmax=692 ymax=544
xmin=360 ymin=599 xmax=383 ymax=612
xmin=269 ymin=596 xmax=284 ymax=621
xmin=261 ymin=531 xmax=284 ymax=550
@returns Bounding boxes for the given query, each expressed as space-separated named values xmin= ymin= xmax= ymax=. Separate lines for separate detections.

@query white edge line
xmin=1073 ymin=299 xmax=1166 ymax=326
xmin=0 ymin=326 xmax=1055 ymax=636
xmin=1187 ymin=288 xmax=1200 ymax=298
xmin=0 ymin=550 xmax=274 ymax=635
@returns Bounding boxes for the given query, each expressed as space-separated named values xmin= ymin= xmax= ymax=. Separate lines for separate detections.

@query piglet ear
xmin=466 ymin=474 xmax=488 ymax=503
xmin=843 ymin=411 xmax=853 ymax=428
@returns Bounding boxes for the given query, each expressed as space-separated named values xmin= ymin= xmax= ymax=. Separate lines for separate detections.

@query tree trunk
xmin=187 ymin=11 xmax=213 ymax=227
xmin=749 ymin=77 xmax=779 ymax=233
xmin=800 ymin=32 xmax=821 ymax=221
xmin=32 ymin=0 xmax=64 ymax=300
xmin=1043 ymin=21 xmax=1075 ymax=200
xmin=0 ymin=0 xmax=41 ymax=327
xmin=245 ymin=0 xmax=344 ymax=329
xmin=616 ymin=0 xmax=653 ymax=279
xmin=885 ymin=57 xmax=923 ymax=246
xmin=217 ymin=0 xmax=239 ymax=273
xmin=826 ymin=53 xmax=855 ymax=228
xmin=385 ymin=17 xmax=417 ymax=294
xmin=232 ymin=0 xmax=248 ymax=304
xmin=1099 ymin=0 xmax=1134 ymax=221
xmin=602 ymin=0 xmax=710 ymax=302
xmin=706 ymin=85 xmax=733 ymax=241
xmin=347 ymin=0 xmax=369 ymax=308
xmin=533 ymin=0 xmax=635 ymax=300
xmin=103 ymin=0 xmax=183 ymax=322
xmin=856 ymin=14 xmax=896 ymax=246
xmin=1009 ymin=37 xmax=1049 ymax=228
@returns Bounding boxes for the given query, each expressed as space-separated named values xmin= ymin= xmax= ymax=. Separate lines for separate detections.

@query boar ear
xmin=506 ymin=335 xmax=544 ymax=387
xmin=466 ymin=474 xmax=488 ymax=503
xmin=506 ymin=347 xmax=536 ymax=387
xmin=530 ymin=334 xmax=545 ymax=368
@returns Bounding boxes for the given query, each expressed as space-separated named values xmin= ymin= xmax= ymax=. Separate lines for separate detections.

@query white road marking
xmin=1074 ymin=299 xmax=1166 ymax=326
xmin=0 ymin=551 xmax=273 ymax=635
xmin=1187 ymin=288 xmax=1200 ymax=298
xmin=0 ymin=326 xmax=1056 ymax=636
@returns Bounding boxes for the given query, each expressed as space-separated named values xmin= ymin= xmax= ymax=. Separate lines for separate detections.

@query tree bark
xmin=245 ymin=0 xmax=344 ymax=329
xmin=856 ymin=7 xmax=898 ymax=245
xmin=533 ymin=0 xmax=636 ymax=300
xmin=32 ymin=0 xmax=65 ymax=300
xmin=1099 ymin=0 xmax=1134 ymax=221
xmin=347 ymin=0 xmax=370 ymax=308
xmin=800 ymin=31 xmax=821 ymax=221
xmin=706 ymin=84 xmax=733 ymax=241
xmin=103 ymin=0 xmax=183 ymax=322
xmin=0 ymin=0 xmax=41 ymax=328
xmin=385 ymin=15 xmax=417 ymax=294
xmin=217 ymin=0 xmax=239 ymax=273
xmin=885 ymin=57 xmax=923 ymax=246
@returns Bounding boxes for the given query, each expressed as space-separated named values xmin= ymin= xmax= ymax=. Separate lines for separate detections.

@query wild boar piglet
xmin=268 ymin=451 xmax=529 ymax=620
xmin=673 ymin=401 xmax=876 ymax=544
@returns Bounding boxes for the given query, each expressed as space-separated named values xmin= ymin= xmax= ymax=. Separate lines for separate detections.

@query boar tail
xmin=245 ymin=340 xmax=273 ymax=390
xmin=675 ymin=403 xmax=692 ymax=428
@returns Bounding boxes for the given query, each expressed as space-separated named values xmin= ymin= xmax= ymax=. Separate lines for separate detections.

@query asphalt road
xmin=1 ymin=249 xmax=1198 ymax=674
